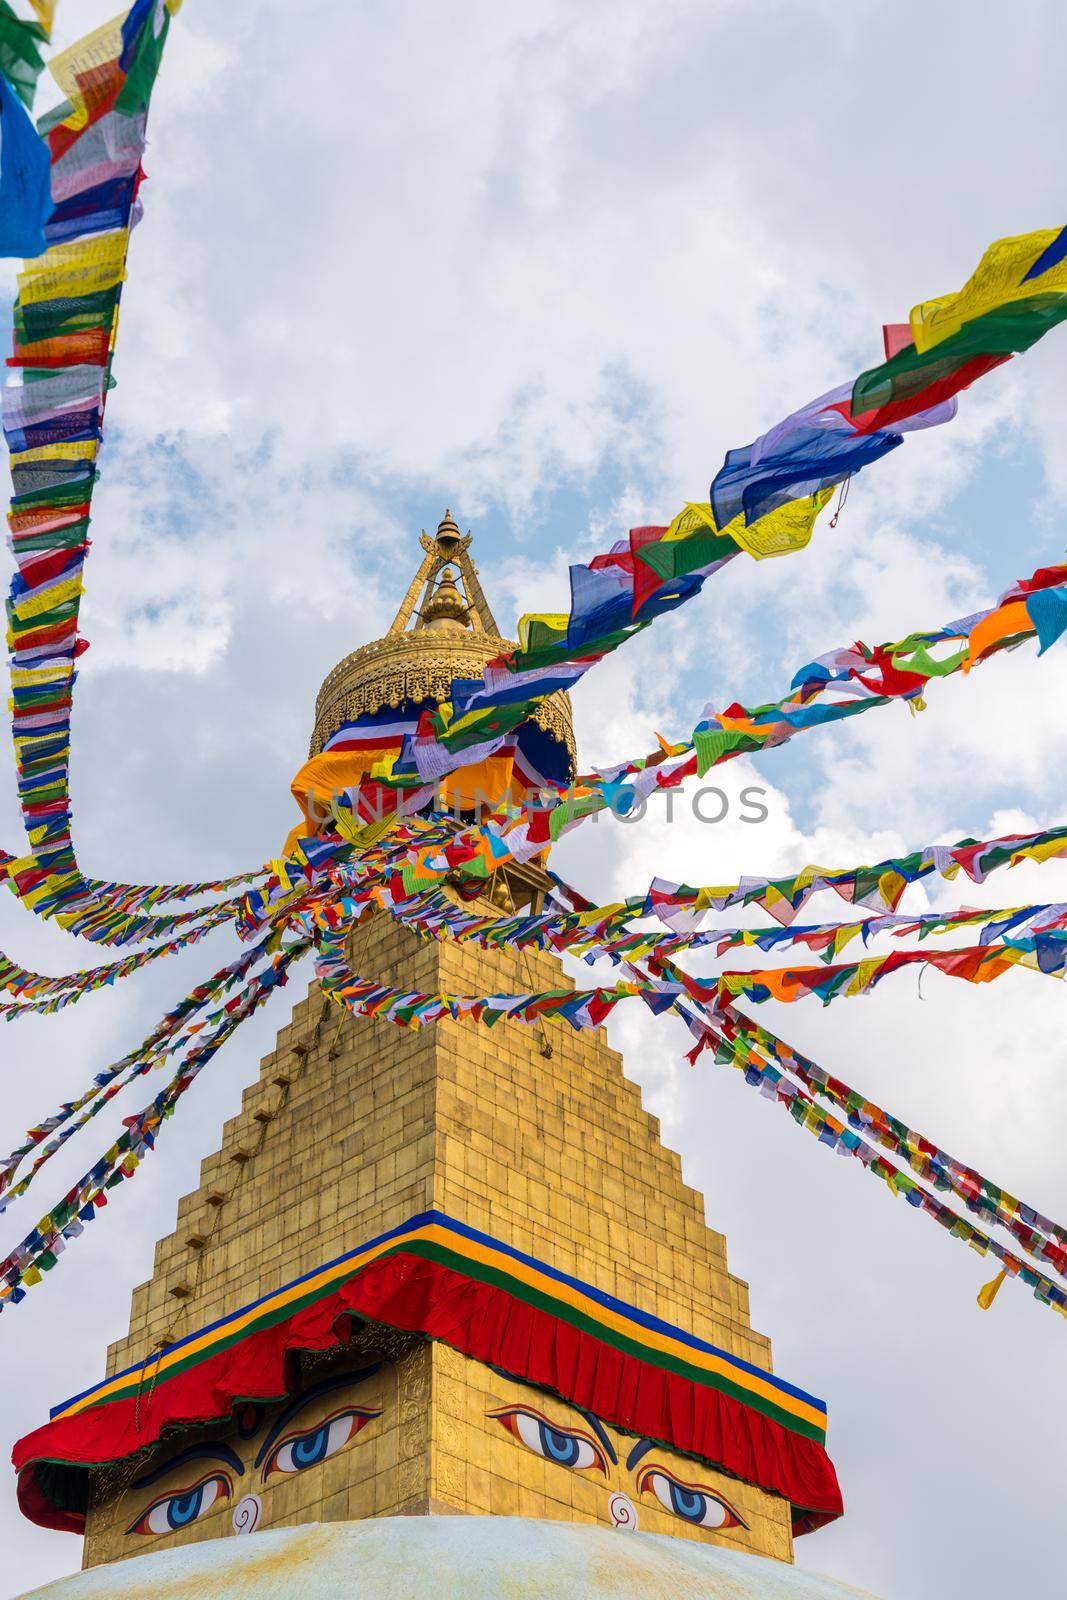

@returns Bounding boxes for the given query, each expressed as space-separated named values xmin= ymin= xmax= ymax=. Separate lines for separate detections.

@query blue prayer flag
xmin=0 ymin=71 xmax=50 ymax=259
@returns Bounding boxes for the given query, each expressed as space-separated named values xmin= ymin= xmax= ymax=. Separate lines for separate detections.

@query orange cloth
xmin=966 ymin=598 xmax=1030 ymax=667
xmin=289 ymin=749 xmax=540 ymax=839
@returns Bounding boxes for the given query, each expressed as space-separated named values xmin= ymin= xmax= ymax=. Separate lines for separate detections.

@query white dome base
xmin=18 ymin=1516 xmax=880 ymax=1600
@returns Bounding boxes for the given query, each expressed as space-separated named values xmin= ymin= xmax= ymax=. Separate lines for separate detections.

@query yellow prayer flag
xmin=10 ymin=440 xmax=99 ymax=465
xmin=336 ymin=810 xmax=395 ymax=848
xmin=910 ymin=228 xmax=1067 ymax=354
xmin=48 ymin=15 xmax=127 ymax=128
xmin=976 ymin=1267 xmax=1007 ymax=1310
xmin=517 ymin=613 xmax=568 ymax=652
xmin=0 ymin=851 xmax=35 ymax=878
xmin=9 ymin=575 xmax=83 ymax=620
xmin=1020 ymin=838 xmax=1067 ymax=867
xmin=833 ymin=923 xmax=865 ymax=958
xmin=1014 ymin=948 xmax=1059 ymax=977
xmin=18 ymin=234 xmax=129 ymax=308
xmin=877 ymin=869 xmax=906 ymax=908
xmin=10 ymin=662 xmax=74 ymax=687
xmin=369 ymin=751 xmax=399 ymax=781
xmin=723 ymin=487 xmax=835 ymax=561
xmin=663 ymin=502 xmax=717 ymax=543
xmin=846 ymin=957 xmax=881 ymax=997
xmin=26 ymin=0 xmax=57 ymax=34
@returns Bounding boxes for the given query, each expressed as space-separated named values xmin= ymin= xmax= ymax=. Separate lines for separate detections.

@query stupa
xmin=13 ymin=516 xmax=875 ymax=1599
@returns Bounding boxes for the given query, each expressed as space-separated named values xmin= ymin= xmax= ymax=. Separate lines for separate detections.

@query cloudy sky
xmin=2 ymin=3 xmax=1066 ymax=1596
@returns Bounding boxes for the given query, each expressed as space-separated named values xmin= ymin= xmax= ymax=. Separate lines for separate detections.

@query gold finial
xmin=420 ymin=565 xmax=471 ymax=632
xmin=436 ymin=508 xmax=461 ymax=553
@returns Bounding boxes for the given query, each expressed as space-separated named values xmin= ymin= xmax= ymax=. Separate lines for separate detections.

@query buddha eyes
xmin=489 ymin=1408 xmax=747 ymax=1532
xmin=128 ymin=1404 xmax=742 ymax=1542
xmin=127 ymin=1401 xmax=381 ymax=1533
xmin=488 ymin=1406 xmax=606 ymax=1472
xmin=126 ymin=1472 xmax=232 ymax=1535
xmin=262 ymin=1407 xmax=379 ymax=1478
xmin=637 ymin=1466 xmax=747 ymax=1530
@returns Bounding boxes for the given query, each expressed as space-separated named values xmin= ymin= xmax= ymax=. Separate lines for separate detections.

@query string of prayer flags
xmin=0 ymin=941 xmax=306 ymax=1309
xmin=634 ymin=822 xmax=1067 ymax=931
xmin=686 ymin=1013 xmax=1067 ymax=1318
xmin=379 ymin=822 xmax=1067 ymax=949
xmin=365 ymin=556 xmax=1067 ymax=891
xmin=292 ymin=229 xmax=1067 ymax=818
xmin=313 ymin=920 xmax=1066 ymax=1044
xmin=712 ymin=934 xmax=1067 ymax=1009
xmin=507 ymin=873 xmax=1067 ymax=1305
xmin=382 ymin=866 xmax=1067 ymax=1289
xmin=0 ymin=934 xmax=283 ymax=1215
xmin=586 ymin=936 xmax=1067 ymax=1317
xmin=0 ymin=857 xmax=250 ymax=945
xmin=383 ymin=880 xmax=1067 ymax=968
xmin=0 ymin=908 xmax=234 ymax=1019
xmin=710 ymin=387 xmax=952 ymax=529
xmin=3 ymin=0 xmax=182 ymax=944
xmin=314 ymin=924 xmax=655 ymax=1034
xmin=0 ymin=849 xmax=265 ymax=944
xmin=712 ymin=225 xmax=1067 ymax=528
xmin=458 ymin=871 xmax=1067 ymax=1318
xmin=717 ymin=1004 xmax=1067 ymax=1279
xmin=292 ymin=551 xmax=1067 ymax=843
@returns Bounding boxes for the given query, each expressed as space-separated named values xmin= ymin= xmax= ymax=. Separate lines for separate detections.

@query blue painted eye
xmin=638 ymin=1467 xmax=747 ymax=1530
xmin=290 ymin=1424 xmax=331 ymax=1468
xmin=263 ymin=1408 xmax=377 ymax=1478
xmin=168 ymin=1486 xmax=205 ymax=1527
xmin=669 ymin=1482 xmax=706 ymax=1520
xmin=489 ymin=1407 xmax=606 ymax=1472
xmin=540 ymin=1421 xmax=583 ymax=1466
xmin=127 ymin=1473 xmax=231 ymax=1536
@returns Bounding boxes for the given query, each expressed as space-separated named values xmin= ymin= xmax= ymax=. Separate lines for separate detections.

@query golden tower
xmin=78 ymin=516 xmax=801 ymax=1571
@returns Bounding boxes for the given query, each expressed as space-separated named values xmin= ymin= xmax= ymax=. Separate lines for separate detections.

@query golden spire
xmin=309 ymin=514 xmax=576 ymax=771
xmin=388 ymin=510 xmax=501 ymax=638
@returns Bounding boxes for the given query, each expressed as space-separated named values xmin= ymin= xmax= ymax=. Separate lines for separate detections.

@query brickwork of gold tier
xmin=83 ymin=910 xmax=792 ymax=1570
xmin=309 ymin=626 xmax=576 ymax=766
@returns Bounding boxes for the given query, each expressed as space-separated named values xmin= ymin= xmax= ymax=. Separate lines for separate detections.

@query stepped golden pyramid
xmin=17 ymin=516 xmax=875 ymax=1600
